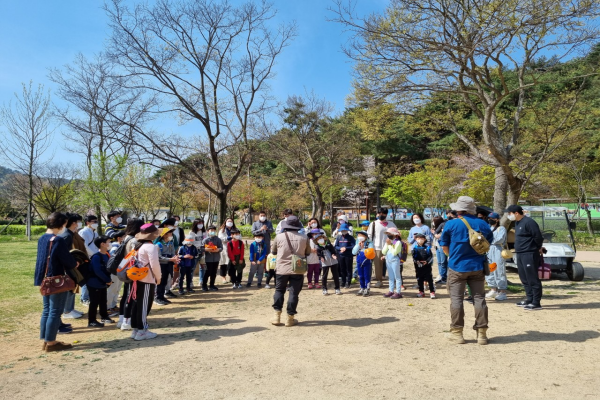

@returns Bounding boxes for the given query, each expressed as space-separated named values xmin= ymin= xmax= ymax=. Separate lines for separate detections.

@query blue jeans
xmin=80 ymin=284 xmax=89 ymax=302
xmin=40 ymin=291 xmax=69 ymax=342
xmin=194 ymin=260 xmax=205 ymax=284
xmin=64 ymin=291 xmax=76 ymax=313
xmin=387 ymin=261 xmax=402 ymax=293
xmin=436 ymin=247 xmax=448 ymax=281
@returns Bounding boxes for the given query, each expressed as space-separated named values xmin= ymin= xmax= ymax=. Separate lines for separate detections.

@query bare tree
xmin=33 ymin=163 xmax=81 ymax=217
xmin=334 ymin=0 xmax=600 ymax=213
xmin=49 ymin=53 xmax=148 ymax=225
xmin=103 ymin=0 xmax=296 ymax=224
xmin=0 ymin=82 xmax=55 ymax=239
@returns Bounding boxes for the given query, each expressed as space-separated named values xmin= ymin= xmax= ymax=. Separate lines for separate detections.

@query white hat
xmin=450 ymin=196 xmax=477 ymax=215
xmin=338 ymin=215 xmax=348 ymax=222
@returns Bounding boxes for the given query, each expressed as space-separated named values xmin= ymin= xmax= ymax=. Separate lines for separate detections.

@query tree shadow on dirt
xmin=298 ymin=316 xmax=398 ymax=327
xmin=537 ymin=302 xmax=600 ymax=310
xmin=492 ymin=330 xmax=600 ymax=344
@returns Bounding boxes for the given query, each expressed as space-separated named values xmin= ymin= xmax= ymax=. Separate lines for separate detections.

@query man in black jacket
xmin=506 ymin=205 xmax=545 ymax=311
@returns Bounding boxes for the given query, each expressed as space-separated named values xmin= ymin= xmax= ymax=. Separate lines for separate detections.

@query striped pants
xmin=130 ymin=282 xmax=155 ymax=331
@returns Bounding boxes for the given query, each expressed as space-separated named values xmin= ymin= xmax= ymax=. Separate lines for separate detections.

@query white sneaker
xmin=264 ymin=284 xmax=271 ymax=289
xmin=143 ymin=330 xmax=158 ymax=340
xmin=121 ymin=322 xmax=132 ymax=331
xmin=374 ymin=281 xmax=382 ymax=288
xmin=130 ymin=329 xmax=138 ymax=339
xmin=134 ymin=331 xmax=147 ymax=341
xmin=232 ymin=284 xmax=237 ymax=289
xmin=485 ymin=290 xmax=498 ymax=299
xmin=335 ymin=289 xmax=342 ymax=295
xmin=63 ymin=311 xmax=82 ymax=319
xmin=495 ymin=292 xmax=507 ymax=301
xmin=116 ymin=321 xmax=122 ymax=329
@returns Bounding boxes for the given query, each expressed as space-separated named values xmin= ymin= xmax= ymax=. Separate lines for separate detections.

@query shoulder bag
xmin=284 ymin=232 xmax=308 ymax=274
xmin=40 ymin=237 xmax=77 ymax=296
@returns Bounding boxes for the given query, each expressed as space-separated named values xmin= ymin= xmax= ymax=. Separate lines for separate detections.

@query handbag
xmin=501 ymin=240 xmax=513 ymax=260
xmin=39 ymin=236 xmax=77 ymax=296
xmin=538 ymin=256 xmax=552 ymax=280
xmin=458 ymin=217 xmax=490 ymax=255
xmin=284 ymin=232 xmax=308 ymax=275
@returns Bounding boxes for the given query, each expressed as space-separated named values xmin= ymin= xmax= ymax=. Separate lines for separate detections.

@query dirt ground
xmin=1 ymin=263 xmax=599 ymax=400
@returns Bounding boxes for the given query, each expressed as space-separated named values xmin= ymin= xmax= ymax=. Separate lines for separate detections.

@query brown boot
xmin=446 ymin=328 xmax=466 ymax=344
xmin=45 ymin=342 xmax=73 ymax=352
xmin=271 ymin=311 xmax=282 ymax=326
xmin=285 ymin=314 xmax=298 ymax=327
xmin=477 ymin=328 xmax=488 ymax=345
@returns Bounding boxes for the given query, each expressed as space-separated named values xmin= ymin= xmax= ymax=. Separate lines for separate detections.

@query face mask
xmin=164 ymin=236 xmax=173 ymax=242
xmin=116 ymin=217 xmax=123 ymax=224
xmin=311 ymin=223 xmax=318 ymax=228
xmin=448 ymin=216 xmax=454 ymax=220
xmin=167 ymin=225 xmax=175 ymax=230
xmin=154 ymin=224 xmax=160 ymax=228
xmin=387 ymin=235 xmax=395 ymax=240
xmin=233 ymin=235 xmax=241 ymax=240
xmin=317 ymin=239 xmax=325 ymax=245
xmin=358 ymin=236 xmax=366 ymax=242
xmin=413 ymin=218 xmax=421 ymax=225
xmin=255 ymin=238 xmax=263 ymax=243
xmin=174 ymin=220 xmax=179 ymax=226
xmin=259 ymin=216 xmax=266 ymax=222
xmin=488 ymin=220 xmax=497 ymax=226
xmin=91 ymin=223 xmax=98 ymax=230
xmin=507 ymin=214 xmax=516 ymax=221
xmin=226 ymin=221 xmax=233 ymax=228
xmin=198 ymin=224 xmax=203 ymax=229
xmin=341 ymin=231 xmax=348 ymax=236
xmin=77 ymin=222 xmax=83 ymax=229
xmin=208 ymin=231 xmax=216 ymax=236
xmin=378 ymin=215 xmax=386 ymax=221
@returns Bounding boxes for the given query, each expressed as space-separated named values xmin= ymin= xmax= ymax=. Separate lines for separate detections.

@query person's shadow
xmin=492 ymin=330 xmax=600 ymax=344
xmin=298 ymin=316 xmax=398 ymax=327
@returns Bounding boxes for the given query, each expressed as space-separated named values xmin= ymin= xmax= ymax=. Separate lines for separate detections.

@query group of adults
xmin=34 ymin=196 xmax=546 ymax=351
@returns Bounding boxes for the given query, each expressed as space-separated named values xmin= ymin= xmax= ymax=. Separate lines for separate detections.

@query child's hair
xmin=254 ymin=232 xmax=264 ymax=238
xmin=94 ymin=235 xmax=111 ymax=249
xmin=112 ymin=230 xmax=126 ymax=240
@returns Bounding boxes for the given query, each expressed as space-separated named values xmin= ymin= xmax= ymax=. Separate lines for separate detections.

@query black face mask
xmin=489 ymin=220 xmax=497 ymax=226
xmin=387 ymin=235 xmax=395 ymax=240
xmin=378 ymin=215 xmax=386 ymax=221
xmin=447 ymin=216 xmax=454 ymax=220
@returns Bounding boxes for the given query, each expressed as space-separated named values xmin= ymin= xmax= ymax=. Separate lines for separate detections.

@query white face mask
xmin=116 ymin=217 xmax=123 ymax=224
xmin=185 ymin=242 xmax=193 ymax=247
xmin=317 ymin=239 xmax=325 ymax=245
xmin=154 ymin=224 xmax=160 ymax=228
xmin=226 ymin=221 xmax=234 ymax=228
xmin=76 ymin=222 xmax=83 ymax=229
xmin=233 ymin=234 xmax=241 ymax=240
xmin=91 ymin=223 xmax=98 ymax=230
xmin=413 ymin=218 xmax=421 ymax=225
xmin=311 ymin=223 xmax=318 ymax=228
xmin=199 ymin=224 xmax=204 ymax=229
xmin=341 ymin=231 xmax=348 ymax=236
xmin=256 ymin=238 xmax=263 ymax=243
xmin=358 ymin=236 xmax=366 ymax=242
xmin=208 ymin=231 xmax=216 ymax=236
xmin=259 ymin=216 xmax=266 ymax=222
xmin=507 ymin=214 xmax=516 ymax=221
xmin=167 ymin=225 xmax=175 ymax=230
xmin=174 ymin=220 xmax=179 ymax=226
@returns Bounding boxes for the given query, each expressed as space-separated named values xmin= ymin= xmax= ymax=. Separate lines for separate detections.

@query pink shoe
xmin=417 ymin=291 xmax=424 ymax=298
xmin=315 ymin=283 xmax=322 ymax=289
xmin=430 ymin=292 xmax=436 ymax=299
xmin=307 ymin=283 xmax=313 ymax=289
xmin=391 ymin=293 xmax=403 ymax=299
xmin=383 ymin=291 xmax=394 ymax=298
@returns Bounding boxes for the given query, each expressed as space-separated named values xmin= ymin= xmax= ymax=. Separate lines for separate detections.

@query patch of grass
xmin=566 ymin=291 xmax=579 ymax=294
xmin=0 ymin=241 xmax=41 ymax=332
xmin=507 ymin=284 xmax=524 ymax=294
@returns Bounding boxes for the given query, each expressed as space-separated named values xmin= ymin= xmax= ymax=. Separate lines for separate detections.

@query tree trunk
xmin=493 ymin=166 xmax=508 ymax=214
xmin=585 ymin=209 xmax=594 ymax=235
xmin=95 ymin=205 xmax=103 ymax=234
xmin=314 ymin=187 xmax=325 ymax=223
xmin=216 ymin=191 xmax=228 ymax=226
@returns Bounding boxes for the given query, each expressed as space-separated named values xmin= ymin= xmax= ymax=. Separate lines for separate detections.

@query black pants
xmin=219 ymin=264 xmax=228 ymax=277
xmin=120 ymin=282 xmax=133 ymax=318
xmin=265 ymin=269 xmax=276 ymax=285
xmin=88 ymin=287 xmax=108 ymax=323
xmin=131 ymin=282 xmax=155 ymax=330
xmin=273 ymin=274 xmax=303 ymax=315
xmin=156 ymin=262 xmax=173 ymax=300
xmin=415 ymin=263 xmax=435 ymax=292
xmin=179 ymin=266 xmax=193 ymax=291
xmin=228 ymin=262 xmax=245 ymax=285
xmin=338 ymin=256 xmax=353 ymax=285
xmin=517 ymin=251 xmax=543 ymax=306
xmin=322 ymin=264 xmax=340 ymax=290
xmin=203 ymin=262 xmax=219 ymax=288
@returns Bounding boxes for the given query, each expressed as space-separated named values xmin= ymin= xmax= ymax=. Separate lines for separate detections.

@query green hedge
xmin=0 ymin=225 xmax=47 ymax=236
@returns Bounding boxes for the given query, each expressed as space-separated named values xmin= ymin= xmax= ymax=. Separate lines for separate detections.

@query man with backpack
xmin=440 ymin=196 xmax=493 ymax=345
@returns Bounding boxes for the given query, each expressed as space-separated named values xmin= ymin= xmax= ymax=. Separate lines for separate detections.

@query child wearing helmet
xmin=412 ymin=233 xmax=436 ymax=299
xmin=352 ymin=230 xmax=374 ymax=296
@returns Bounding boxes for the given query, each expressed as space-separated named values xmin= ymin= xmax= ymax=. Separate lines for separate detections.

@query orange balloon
xmin=364 ymin=248 xmax=376 ymax=260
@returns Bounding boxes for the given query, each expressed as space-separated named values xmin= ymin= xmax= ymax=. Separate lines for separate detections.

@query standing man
xmin=172 ymin=215 xmax=186 ymax=245
xmin=270 ymin=216 xmax=312 ymax=327
xmin=60 ymin=213 xmax=86 ymax=320
xmin=440 ymin=196 xmax=493 ymax=345
xmin=275 ymin=209 xmax=294 ymax=235
xmin=79 ymin=215 xmax=99 ymax=306
xmin=252 ymin=211 xmax=275 ymax=253
xmin=368 ymin=208 xmax=397 ymax=288
xmin=506 ymin=205 xmax=545 ymax=311
xmin=105 ymin=210 xmax=126 ymax=239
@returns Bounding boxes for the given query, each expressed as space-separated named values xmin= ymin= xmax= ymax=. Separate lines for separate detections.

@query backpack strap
xmin=459 ymin=216 xmax=474 ymax=232
xmin=44 ymin=236 xmax=56 ymax=278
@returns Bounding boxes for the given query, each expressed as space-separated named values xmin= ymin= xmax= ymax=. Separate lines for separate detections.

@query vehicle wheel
xmin=567 ymin=262 xmax=584 ymax=281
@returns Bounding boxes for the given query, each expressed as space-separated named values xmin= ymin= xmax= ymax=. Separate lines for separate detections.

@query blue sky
xmin=0 ymin=0 xmax=386 ymax=165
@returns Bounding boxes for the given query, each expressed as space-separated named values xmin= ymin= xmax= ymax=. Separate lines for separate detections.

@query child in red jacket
xmin=227 ymin=229 xmax=245 ymax=289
